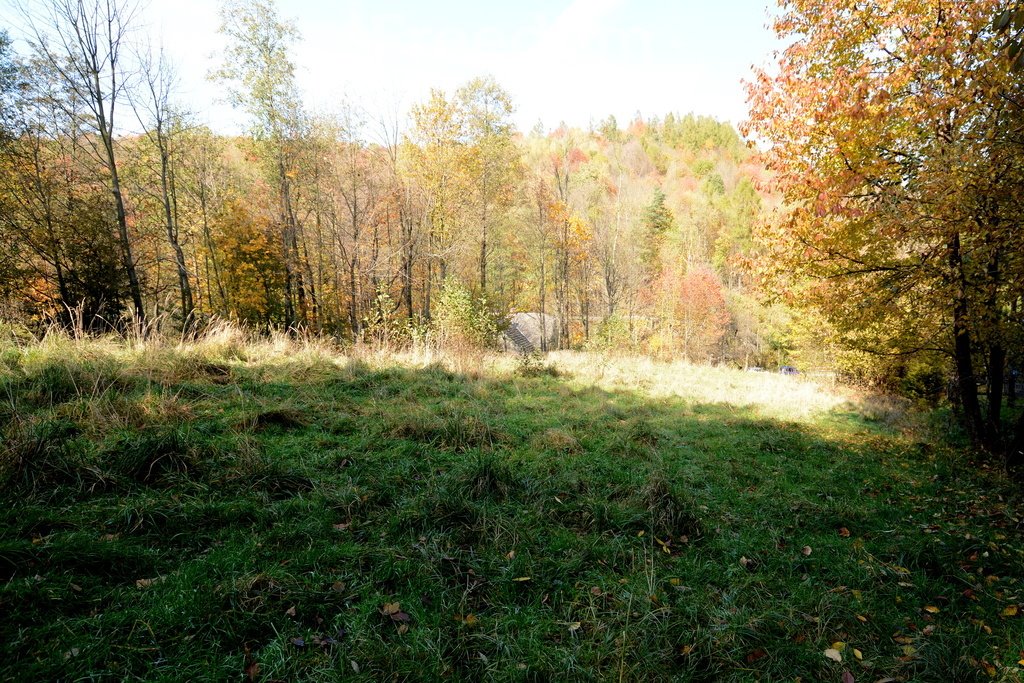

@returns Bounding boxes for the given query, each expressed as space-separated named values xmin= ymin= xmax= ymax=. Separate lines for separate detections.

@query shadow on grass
xmin=1 ymin=358 xmax=1022 ymax=682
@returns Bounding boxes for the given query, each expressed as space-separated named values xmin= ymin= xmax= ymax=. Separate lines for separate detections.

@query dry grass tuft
xmin=531 ymin=427 xmax=581 ymax=454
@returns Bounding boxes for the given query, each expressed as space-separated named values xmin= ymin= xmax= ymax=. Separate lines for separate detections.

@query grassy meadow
xmin=1 ymin=328 xmax=1022 ymax=681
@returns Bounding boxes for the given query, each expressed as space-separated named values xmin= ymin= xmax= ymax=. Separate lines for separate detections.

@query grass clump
xmin=105 ymin=425 xmax=203 ymax=485
xmin=0 ymin=339 xmax=1022 ymax=682
xmin=1 ymin=416 xmax=90 ymax=492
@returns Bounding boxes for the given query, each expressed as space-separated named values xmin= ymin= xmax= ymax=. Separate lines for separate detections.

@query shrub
xmin=515 ymin=352 xmax=559 ymax=378
xmin=431 ymin=279 xmax=502 ymax=351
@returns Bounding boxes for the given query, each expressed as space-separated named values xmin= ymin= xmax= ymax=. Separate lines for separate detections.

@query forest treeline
xmin=0 ymin=0 xmax=787 ymax=367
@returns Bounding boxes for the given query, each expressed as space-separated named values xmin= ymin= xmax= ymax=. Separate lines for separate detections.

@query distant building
xmin=502 ymin=313 xmax=559 ymax=353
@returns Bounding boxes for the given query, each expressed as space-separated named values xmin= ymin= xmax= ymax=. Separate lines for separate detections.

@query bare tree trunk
xmin=198 ymin=182 xmax=227 ymax=312
xmin=949 ymin=233 xmax=986 ymax=450
xmin=401 ymin=205 xmax=416 ymax=320
xmin=162 ymin=151 xmax=193 ymax=324
xmin=105 ymin=136 xmax=145 ymax=319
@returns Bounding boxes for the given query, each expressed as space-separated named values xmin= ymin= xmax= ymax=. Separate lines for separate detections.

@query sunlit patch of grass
xmin=0 ymin=335 xmax=1021 ymax=681
xmin=547 ymin=350 xmax=853 ymax=420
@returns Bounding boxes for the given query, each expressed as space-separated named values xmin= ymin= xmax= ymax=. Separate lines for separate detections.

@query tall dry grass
xmin=0 ymin=315 xmax=896 ymax=430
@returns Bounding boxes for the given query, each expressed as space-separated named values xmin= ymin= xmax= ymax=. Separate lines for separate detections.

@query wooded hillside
xmin=0 ymin=1 xmax=787 ymax=368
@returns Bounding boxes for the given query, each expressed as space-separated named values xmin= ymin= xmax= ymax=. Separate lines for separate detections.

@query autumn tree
xmin=650 ymin=264 xmax=729 ymax=362
xmin=326 ymin=107 xmax=380 ymax=338
xmin=0 ymin=44 xmax=132 ymax=327
xmin=213 ymin=0 xmax=313 ymax=327
xmin=19 ymin=0 xmax=146 ymax=319
xmin=547 ymin=127 xmax=589 ymax=346
xmin=175 ymin=126 xmax=233 ymax=317
xmin=376 ymin=104 xmax=423 ymax=321
xmin=746 ymin=0 xmax=1024 ymax=456
xmin=456 ymin=76 xmax=517 ymax=294
xmin=132 ymin=46 xmax=194 ymax=326
xmin=586 ymin=148 xmax=643 ymax=322
xmin=404 ymin=88 xmax=467 ymax=319
xmin=215 ymin=198 xmax=285 ymax=326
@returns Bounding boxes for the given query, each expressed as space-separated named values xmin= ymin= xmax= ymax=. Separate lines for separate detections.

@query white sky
xmin=6 ymin=0 xmax=784 ymax=135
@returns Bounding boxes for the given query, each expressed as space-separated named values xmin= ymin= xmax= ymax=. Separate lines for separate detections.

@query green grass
xmin=1 ymin=334 xmax=1023 ymax=681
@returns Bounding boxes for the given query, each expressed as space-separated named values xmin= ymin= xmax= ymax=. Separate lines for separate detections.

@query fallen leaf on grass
xmin=285 ymin=605 xmax=297 ymax=617
xmin=567 ymin=621 xmax=582 ymax=633
xmin=380 ymin=602 xmax=411 ymax=624
xmin=971 ymin=619 xmax=993 ymax=634
xmin=1003 ymin=605 xmax=1019 ymax=617
xmin=841 ymin=671 xmax=855 ymax=683
xmin=923 ymin=605 xmax=940 ymax=613
xmin=746 ymin=648 xmax=767 ymax=663
xmin=311 ymin=630 xmax=344 ymax=647
xmin=832 ymin=641 xmax=847 ymax=652
xmin=512 ymin=576 xmax=531 ymax=582
xmin=824 ymin=648 xmax=843 ymax=662
xmin=802 ymin=546 xmax=812 ymax=556
xmin=290 ymin=637 xmax=305 ymax=648
xmin=853 ymin=648 xmax=863 ymax=660
xmin=838 ymin=527 xmax=851 ymax=537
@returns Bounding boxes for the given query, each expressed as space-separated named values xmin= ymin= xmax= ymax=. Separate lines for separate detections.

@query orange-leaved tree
xmin=746 ymin=0 xmax=1024 ymax=458
xmin=650 ymin=265 xmax=729 ymax=362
